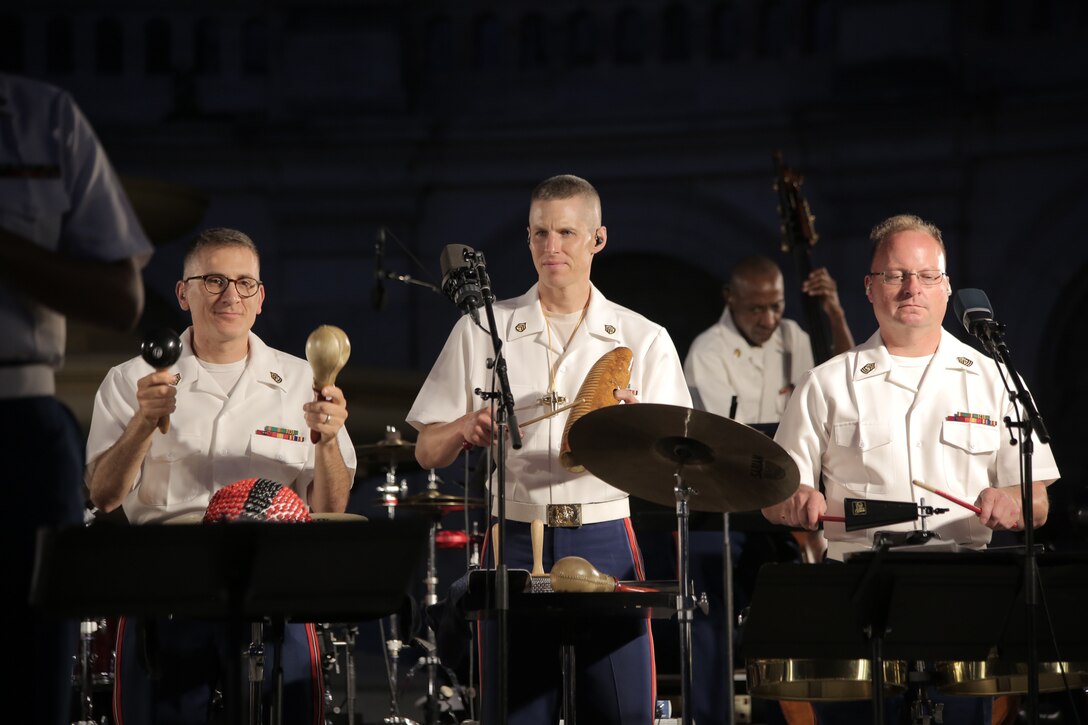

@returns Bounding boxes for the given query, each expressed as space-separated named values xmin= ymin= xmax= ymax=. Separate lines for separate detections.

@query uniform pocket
xmin=138 ymin=435 xmax=209 ymax=507
xmin=249 ymin=432 xmax=309 ymax=486
xmin=830 ymin=421 xmax=893 ymax=494
xmin=940 ymin=419 xmax=1000 ymax=497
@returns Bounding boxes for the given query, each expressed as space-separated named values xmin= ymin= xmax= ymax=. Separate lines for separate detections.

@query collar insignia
xmin=733 ymin=348 xmax=742 ymax=358
xmin=604 ymin=324 xmax=616 ymax=335
xmin=270 ymin=371 xmax=282 ymax=384
xmin=515 ymin=322 xmax=526 ymax=333
xmin=860 ymin=362 xmax=876 ymax=375
xmin=171 ymin=373 xmax=182 ymax=386
xmin=957 ymin=356 xmax=973 ymax=367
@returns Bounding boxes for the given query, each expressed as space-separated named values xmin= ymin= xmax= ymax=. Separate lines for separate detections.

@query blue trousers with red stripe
xmin=113 ymin=617 xmax=323 ymax=725
xmin=480 ymin=517 xmax=655 ymax=725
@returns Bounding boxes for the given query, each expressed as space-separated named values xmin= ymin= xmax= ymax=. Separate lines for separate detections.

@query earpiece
xmin=865 ymin=284 xmax=871 ymax=294
xmin=594 ymin=235 xmax=603 ymax=246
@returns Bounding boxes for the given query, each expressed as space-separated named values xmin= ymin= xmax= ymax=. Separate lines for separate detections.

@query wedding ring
xmin=324 ymin=413 xmax=331 ymax=424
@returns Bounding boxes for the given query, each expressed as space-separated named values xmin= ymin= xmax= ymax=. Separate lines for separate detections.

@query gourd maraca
xmin=549 ymin=555 xmax=617 ymax=593
xmin=305 ymin=325 xmax=350 ymax=443
xmin=140 ymin=328 xmax=182 ymax=433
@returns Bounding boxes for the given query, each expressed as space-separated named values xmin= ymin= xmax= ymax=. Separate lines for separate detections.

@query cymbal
xmin=355 ymin=440 xmax=419 ymax=471
xmin=567 ymin=403 xmax=799 ymax=513
xmin=397 ymin=490 xmax=486 ymax=511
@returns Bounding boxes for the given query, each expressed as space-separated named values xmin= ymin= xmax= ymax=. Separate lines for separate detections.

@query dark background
xmin=7 ymin=0 xmax=1086 ymax=717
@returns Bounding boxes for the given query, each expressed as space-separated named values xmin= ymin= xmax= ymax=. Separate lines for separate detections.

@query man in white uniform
xmin=408 ymin=175 xmax=690 ymax=724
xmin=683 ymin=255 xmax=854 ymax=724
xmin=85 ymin=228 xmax=356 ymax=724
xmin=764 ymin=213 xmax=1060 ymax=723
xmin=686 ymin=255 xmax=853 ymax=424
xmin=0 ymin=73 xmax=152 ymax=724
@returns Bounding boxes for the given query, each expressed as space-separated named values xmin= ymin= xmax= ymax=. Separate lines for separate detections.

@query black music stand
xmin=463 ymin=570 xmax=680 ymax=725
xmin=31 ymin=519 xmax=429 ymax=723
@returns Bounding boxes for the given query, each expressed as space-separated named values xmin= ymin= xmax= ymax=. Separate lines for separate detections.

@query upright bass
xmin=773 ymin=151 xmax=833 ymax=365
xmin=772 ymin=151 xmax=832 ymax=565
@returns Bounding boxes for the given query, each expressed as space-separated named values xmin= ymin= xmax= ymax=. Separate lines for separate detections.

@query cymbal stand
xmin=379 ymin=614 xmax=418 ymax=725
xmin=420 ymin=513 xmax=440 ymax=724
xmin=377 ymin=466 xmax=417 ymax=724
xmin=246 ymin=622 xmax=266 ymax=725
xmin=72 ymin=619 xmax=99 ymax=725
xmin=377 ymin=464 xmax=408 ymax=520
xmin=673 ymin=467 xmax=697 ymax=725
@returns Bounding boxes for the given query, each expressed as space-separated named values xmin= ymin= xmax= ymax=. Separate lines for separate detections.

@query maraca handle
xmin=158 ymin=416 xmax=171 ymax=434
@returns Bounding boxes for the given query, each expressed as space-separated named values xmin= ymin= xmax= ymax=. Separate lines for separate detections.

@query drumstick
xmin=817 ymin=515 xmax=845 ymax=523
xmin=912 ymin=479 xmax=982 ymax=515
xmin=530 ymin=519 xmax=545 ymax=576
xmin=518 ymin=400 xmax=582 ymax=428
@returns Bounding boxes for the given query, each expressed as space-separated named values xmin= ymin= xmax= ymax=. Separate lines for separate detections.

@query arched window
xmin=0 ymin=15 xmax=23 ymax=71
xmin=519 ymin=13 xmax=548 ymax=68
xmin=567 ymin=11 xmax=598 ymax=66
xmin=242 ymin=17 xmax=270 ymax=74
xmin=95 ymin=17 xmax=125 ymax=75
xmin=46 ymin=17 xmax=75 ymax=74
xmin=424 ymin=16 xmax=453 ymax=73
xmin=471 ymin=13 xmax=502 ymax=69
xmin=661 ymin=3 xmax=690 ymax=62
xmin=801 ymin=0 xmax=834 ymax=55
xmin=615 ymin=7 xmax=646 ymax=64
xmin=708 ymin=2 xmax=740 ymax=61
xmin=145 ymin=17 xmax=172 ymax=75
xmin=756 ymin=0 xmax=786 ymax=59
xmin=194 ymin=17 xmax=221 ymax=75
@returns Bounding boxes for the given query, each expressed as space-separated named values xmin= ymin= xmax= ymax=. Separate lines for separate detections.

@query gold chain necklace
xmin=539 ymin=300 xmax=588 ymax=412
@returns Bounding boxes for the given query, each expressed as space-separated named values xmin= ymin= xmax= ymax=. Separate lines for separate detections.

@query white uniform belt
xmin=498 ymin=497 xmax=630 ymax=525
xmin=0 ymin=364 xmax=56 ymax=398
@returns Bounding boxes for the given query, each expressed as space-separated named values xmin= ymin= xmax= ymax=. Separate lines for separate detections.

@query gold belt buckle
xmin=546 ymin=503 xmax=582 ymax=528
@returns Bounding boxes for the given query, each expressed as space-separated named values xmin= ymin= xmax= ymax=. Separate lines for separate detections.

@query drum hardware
xmin=746 ymin=658 xmax=909 ymax=701
xmin=358 ymin=427 xmax=422 ymax=477
xmin=317 ymin=623 xmax=361 ymax=724
xmin=934 ymin=659 xmax=1088 ymax=696
xmin=567 ymin=403 xmax=801 ymax=725
xmin=72 ymin=617 xmax=114 ymax=725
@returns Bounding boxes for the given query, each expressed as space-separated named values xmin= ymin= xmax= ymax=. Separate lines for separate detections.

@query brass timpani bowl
xmin=747 ymin=658 xmax=908 ymax=701
xmin=934 ymin=660 xmax=1088 ymax=696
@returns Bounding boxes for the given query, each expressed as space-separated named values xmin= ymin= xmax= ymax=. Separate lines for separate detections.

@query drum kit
xmin=355 ymin=426 xmax=485 ymax=725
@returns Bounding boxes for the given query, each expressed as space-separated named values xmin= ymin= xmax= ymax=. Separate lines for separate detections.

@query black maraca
xmin=140 ymin=328 xmax=182 ymax=433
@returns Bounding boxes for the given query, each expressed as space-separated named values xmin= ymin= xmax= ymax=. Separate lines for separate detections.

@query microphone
xmin=439 ymin=244 xmax=483 ymax=321
xmin=372 ymin=227 xmax=386 ymax=312
xmin=953 ymin=288 xmax=996 ymax=337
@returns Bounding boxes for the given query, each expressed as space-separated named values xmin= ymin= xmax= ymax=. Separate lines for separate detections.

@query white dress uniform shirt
xmin=684 ymin=308 xmax=812 ymax=424
xmin=85 ymin=328 xmax=356 ymax=523
xmin=0 ymin=74 xmax=151 ymax=397
xmin=407 ymin=283 xmax=692 ymax=524
xmin=775 ymin=329 xmax=1061 ymax=560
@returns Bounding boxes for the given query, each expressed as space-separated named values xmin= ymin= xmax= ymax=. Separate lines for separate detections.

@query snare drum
xmin=935 ymin=660 xmax=1088 ymax=696
xmin=747 ymin=658 xmax=908 ymax=701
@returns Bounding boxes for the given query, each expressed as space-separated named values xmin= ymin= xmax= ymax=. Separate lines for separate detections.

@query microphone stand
xmin=481 ymin=261 xmax=521 ymax=725
xmin=466 ymin=252 xmax=521 ymax=725
xmin=973 ymin=319 xmax=1050 ymax=723
xmin=380 ymin=270 xmax=443 ymax=295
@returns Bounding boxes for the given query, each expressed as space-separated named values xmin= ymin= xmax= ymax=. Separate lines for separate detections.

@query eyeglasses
xmin=868 ymin=270 xmax=946 ymax=286
xmin=184 ymin=274 xmax=263 ymax=298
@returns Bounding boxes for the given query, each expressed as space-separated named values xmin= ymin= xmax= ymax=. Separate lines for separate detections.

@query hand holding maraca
xmin=304 ymin=325 xmax=350 ymax=444
xmin=139 ymin=328 xmax=182 ymax=434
